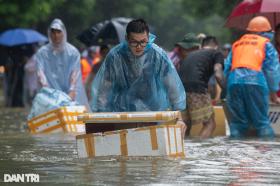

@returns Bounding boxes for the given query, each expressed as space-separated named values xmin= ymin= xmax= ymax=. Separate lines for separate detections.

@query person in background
xmin=90 ymin=18 xmax=186 ymax=136
xmin=85 ymin=44 xmax=110 ymax=101
xmin=23 ymin=45 xmax=39 ymax=107
xmin=274 ymin=24 xmax=280 ymax=97
xmin=168 ymin=33 xmax=200 ymax=71
xmin=35 ymin=18 xmax=90 ymax=110
xmin=179 ymin=36 xmax=224 ymax=138
xmin=4 ymin=48 xmax=25 ymax=107
xmin=80 ymin=46 xmax=100 ymax=84
xmin=196 ymin=33 xmax=207 ymax=44
xmin=222 ymin=43 xmax=231 ymax=59
xmin=224 ymin=16 xmax=280 ymax=138
xmin=208 ymin=43 xmax=231 ymax=103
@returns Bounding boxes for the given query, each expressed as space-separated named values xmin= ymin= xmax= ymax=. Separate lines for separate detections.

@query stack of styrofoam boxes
xmin=76 ymin=111 xmax=185 ymax=158
xmin=28 ymin=106 xmax=86 ymax=134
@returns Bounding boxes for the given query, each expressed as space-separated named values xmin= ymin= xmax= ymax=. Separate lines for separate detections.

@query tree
xmin=0 ymin=0 xmax=62 ymax=31
xmin=0 ymin=0 xmax=241 ymax=49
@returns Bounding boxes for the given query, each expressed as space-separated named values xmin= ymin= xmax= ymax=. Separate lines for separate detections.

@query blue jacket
xmin=90 ymin=34 xmax=186 ymax=112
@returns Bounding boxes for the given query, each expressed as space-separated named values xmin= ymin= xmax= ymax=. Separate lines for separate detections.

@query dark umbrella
xmin=0 ymin=28 xmax=47 ymax=47
xmin=225 ymin=0 xmax=280 ymax=30
xmin=77 ymin=17 xmax=132 ymax=46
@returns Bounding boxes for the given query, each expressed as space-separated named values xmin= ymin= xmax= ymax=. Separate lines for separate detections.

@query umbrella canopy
xmin=0 ymin=28 xmax=48 ymax=47
xmin=77 ymin=17 xmax=132 ymax=46
xmin=225 ymin=0 xmax=280 ymax=30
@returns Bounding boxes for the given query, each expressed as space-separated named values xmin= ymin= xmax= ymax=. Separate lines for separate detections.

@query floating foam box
xmin=76 ymin=124 xmax=184 ymax=158
xmin=76 ymin=111 xmax=184 ymax=158
xmin=27 ymin=106 xmax=86 ymax=134
xmin=77 ymin=111 xmax=181 ymax=123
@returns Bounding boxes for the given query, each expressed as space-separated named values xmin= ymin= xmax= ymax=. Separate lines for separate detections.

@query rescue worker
xmin=85 ymin=44 xmax=111 ymax=101
xmin=80 ymin=46 xmax=100 ymax=84
xmin=224 ymin=16 xmax=280 ymax=138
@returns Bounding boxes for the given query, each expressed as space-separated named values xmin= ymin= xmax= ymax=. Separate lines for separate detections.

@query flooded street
xmin=1 ymin=108 xmax=280 ymax=185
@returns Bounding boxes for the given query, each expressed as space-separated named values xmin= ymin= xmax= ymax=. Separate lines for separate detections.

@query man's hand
xmin=68 ymin=90 xmax=76 ymax=101
xmin=176 ymin=119 xmax=187 ymax=139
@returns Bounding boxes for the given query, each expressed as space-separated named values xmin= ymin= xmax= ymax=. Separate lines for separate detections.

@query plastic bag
xmin=27 ymin=87 xmax=78 ymax=119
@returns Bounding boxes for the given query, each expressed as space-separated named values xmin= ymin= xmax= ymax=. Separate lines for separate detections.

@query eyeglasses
xmin=128 ymin=40 xmax=148 ymax=47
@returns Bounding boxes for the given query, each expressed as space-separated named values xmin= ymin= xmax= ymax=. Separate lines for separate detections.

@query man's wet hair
xmin=126 ymin=18 xmax=149 ymax=36
xmin=202 ymin=36 xmax=218 ymax=47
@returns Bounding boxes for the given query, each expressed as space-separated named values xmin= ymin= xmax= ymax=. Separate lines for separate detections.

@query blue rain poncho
xmin=35 ymin=19 xmax=90 ymax=110
xmin=90 ymin=34 xmax=186 ymax=112
xmin=224 ymin=35 xmax=280 ymax=137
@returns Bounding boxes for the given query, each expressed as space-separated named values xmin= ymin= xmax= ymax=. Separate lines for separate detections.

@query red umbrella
xmin=225 ymin=0 xmax=280 ymax=30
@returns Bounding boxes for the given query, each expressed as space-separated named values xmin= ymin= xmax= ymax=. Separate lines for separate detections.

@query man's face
xmin=127 ymin=32 xmax=149 ymax=56
xmin=50 ymin=29 xmax=63 ymax=45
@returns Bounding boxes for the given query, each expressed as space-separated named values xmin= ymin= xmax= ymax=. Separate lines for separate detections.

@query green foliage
xmin=0 ymin=0 xmax=62 ymax=30
xmin=0 ymin=0 xmax=241 ymax=49
xmin=48 ymin=0 xmax=96 ymax=47
xmin=180 ymin=0 xmax=240 ymax=17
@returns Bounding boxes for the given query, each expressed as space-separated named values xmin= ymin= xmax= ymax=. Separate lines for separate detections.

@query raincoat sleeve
xmin=69 ymin=53 xmax=81 ymax=93
xmin=90 ymin=53 xmax=114 ymax=112
xmin=35 ymin=50 xmax=49 ymax=87
xmin=262 ymin=42 xmax=280 ymax=92
xmin=160 ymin=53 xmax=186 ymax=111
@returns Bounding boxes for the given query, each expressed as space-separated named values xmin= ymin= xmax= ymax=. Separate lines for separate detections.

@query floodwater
xmin=1 ymin=108 xmax=280 ymax=185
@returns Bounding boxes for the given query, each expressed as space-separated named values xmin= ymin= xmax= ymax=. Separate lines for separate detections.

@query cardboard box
xmin=76 ymin=124 xmax=184 ymax=158
xmin=27 ymin=106 xmax=86 ymax=134
xmin=190 ymin=106 xmax=230 ymax=136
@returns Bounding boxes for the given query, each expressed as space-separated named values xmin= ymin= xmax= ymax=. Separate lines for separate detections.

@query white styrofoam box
xmin=77 ymin=111 xmax=180 ymax=123
xmin=27 ymin=106 xmax=86 ymax=134
xmin=269 ymin=104 xmax=280 ymax=135
xmin=76 ymin=124 xmax=184 ymax=158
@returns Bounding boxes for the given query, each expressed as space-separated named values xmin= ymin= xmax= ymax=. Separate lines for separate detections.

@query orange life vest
xmin=231 ymin=34 xmax=269 ymax=71
xmin=80 ymin=58 xmax=93 ymax=83
xmin=80 ymin=55 xmax=101 ymax=83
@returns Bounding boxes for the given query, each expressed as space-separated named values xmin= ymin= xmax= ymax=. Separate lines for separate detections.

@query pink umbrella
xmin=225 ymin=0 xmax=280 ymax=30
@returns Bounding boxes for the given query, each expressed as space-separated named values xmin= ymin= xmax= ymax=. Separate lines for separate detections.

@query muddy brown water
xmin=1 ymin=108 xmax=280 ymax=185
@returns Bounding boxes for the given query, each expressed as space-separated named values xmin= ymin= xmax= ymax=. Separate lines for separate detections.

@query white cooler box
xmin=27 ymin=106 xmax=86 ymax=134
xmin=76 ymin=111 xmax=185 ymax=158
